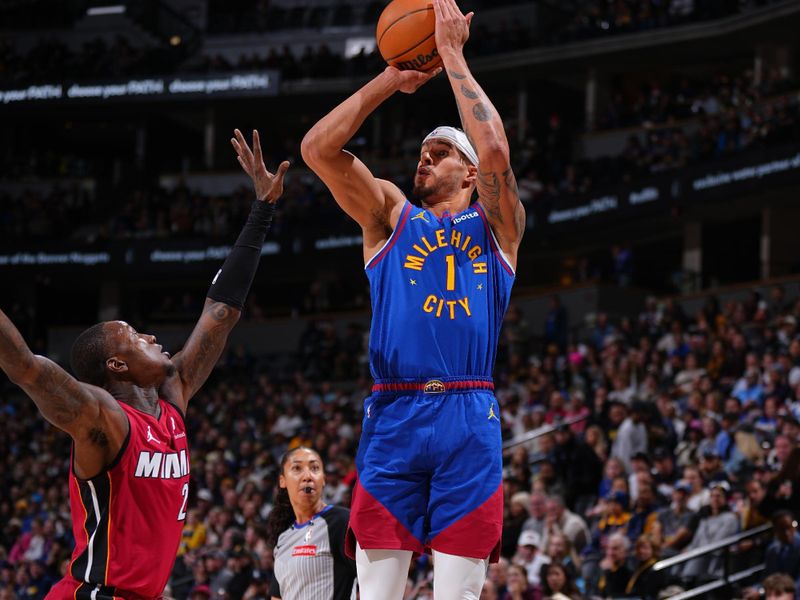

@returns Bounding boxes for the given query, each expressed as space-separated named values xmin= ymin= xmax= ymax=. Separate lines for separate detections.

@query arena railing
xmin=646 ymin=523 xmax=773 ymax=600
xmin=502 ymin=413 xmax=589 ymax=450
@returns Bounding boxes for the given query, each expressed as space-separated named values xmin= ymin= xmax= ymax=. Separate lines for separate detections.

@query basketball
xmin=376 ymin=0 xmax=442 ymax=72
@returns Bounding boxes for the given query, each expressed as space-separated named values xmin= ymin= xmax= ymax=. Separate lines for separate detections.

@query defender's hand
xmin=385 ymin=66 xmax=442 ymax=94
xmin=433 ymin=0 xmax=473 ymax=59
xmin=231 ymin=129 xmax=290 ymax=203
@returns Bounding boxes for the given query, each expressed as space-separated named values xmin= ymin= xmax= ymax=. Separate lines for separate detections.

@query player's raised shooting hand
xmin=385 ymin=65 xmax=442 ymax=94
xmin=231 ymin=129 xmax=290 ymax=203
xmin=433 ymin=0 xmax=473 ymax=60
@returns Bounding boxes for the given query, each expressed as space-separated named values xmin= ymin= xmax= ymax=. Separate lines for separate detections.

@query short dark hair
xmin=763 ymin=572 xmax=795 ymax=596
xmin=772 ymin=510 xmax=795 ymax=526
xmin=70 ymin=323 xmax=111 ymax=387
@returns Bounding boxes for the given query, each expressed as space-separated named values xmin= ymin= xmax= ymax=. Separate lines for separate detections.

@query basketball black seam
xmin=377 ymin=7 xmax=432 ymax=47
xmin=384 ymin=31 xmax=436 ymax=62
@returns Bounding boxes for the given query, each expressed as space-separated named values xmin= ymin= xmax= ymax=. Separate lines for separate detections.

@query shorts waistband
xmin=372 ymin=378 xmax=494 ymax=394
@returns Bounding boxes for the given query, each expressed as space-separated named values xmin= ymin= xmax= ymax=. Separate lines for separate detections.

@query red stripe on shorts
xmin=428 ymin=484 xmax=503 ymax=562
xmin=345 ymin=479 xmax=424 ymax=558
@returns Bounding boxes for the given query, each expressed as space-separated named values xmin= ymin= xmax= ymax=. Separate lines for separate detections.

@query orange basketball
xmin=376 ymin=0 xmax=442 ymax=72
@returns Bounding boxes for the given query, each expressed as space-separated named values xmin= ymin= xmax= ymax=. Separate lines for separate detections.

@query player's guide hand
xmin=231 ymin=128 xmax=290 ymax=204
xmin=385 ymin=65 xmax=443 ymax=94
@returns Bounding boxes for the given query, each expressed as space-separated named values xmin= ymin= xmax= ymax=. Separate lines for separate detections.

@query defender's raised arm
xmin=169 ymin=129 xmax=288 ymax=408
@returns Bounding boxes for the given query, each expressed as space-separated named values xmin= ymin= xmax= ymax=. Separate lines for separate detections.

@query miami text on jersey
xmin=134 ymin=450 xmax=190 ymax=479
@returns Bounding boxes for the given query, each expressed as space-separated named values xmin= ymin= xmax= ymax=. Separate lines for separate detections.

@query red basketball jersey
xmin=47 ymin=399 xmax=190 ymax=600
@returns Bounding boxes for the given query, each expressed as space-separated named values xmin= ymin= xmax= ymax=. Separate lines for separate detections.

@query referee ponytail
xmin=266 ymin=487 xmax=294 ymax=548
xmin=266 ymin=446 xmax=322 ymax=547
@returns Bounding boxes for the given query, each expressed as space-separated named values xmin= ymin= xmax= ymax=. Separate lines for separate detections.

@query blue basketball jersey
xmin=365 ymin=200 xmax=515 ymax=380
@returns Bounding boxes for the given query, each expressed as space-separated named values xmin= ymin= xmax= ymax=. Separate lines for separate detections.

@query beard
xmin=411 ymin=181 xmax=436 ymax=204
xmin=411 ymin=174 xmax=458 ymax=204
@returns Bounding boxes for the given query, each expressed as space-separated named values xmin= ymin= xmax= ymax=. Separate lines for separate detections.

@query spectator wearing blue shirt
xmin=733 ymin=368 xmax=766 ymax=407
xmin=715 ymin=412 xmax=738 ymax=462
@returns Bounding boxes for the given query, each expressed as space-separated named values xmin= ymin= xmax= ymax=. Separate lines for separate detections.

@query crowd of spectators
xmin=518 ymin=71 xmax=800 ymax=229
xmin=6 ymin=275 xmax=800 ymax=597
xmin=0 ymin=0 xmax=778 ymax=36
xmin=597 ymin=69 xmax=798 ymax=131
xmin=552 ymin=0 xmax=781 ymax=45
xmin=204 ymin=0 xmax=780 ymax=37
xmin=0 ymin=36 xmax=182 ymax=85
xmin=0 ymin=0 xmax=788 ymax=86
xmin=4 ymin=63 xmax=798 ymax=253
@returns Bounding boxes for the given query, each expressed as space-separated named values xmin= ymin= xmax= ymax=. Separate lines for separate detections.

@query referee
xmin=266 ymin=447 xmax=357 ymax=600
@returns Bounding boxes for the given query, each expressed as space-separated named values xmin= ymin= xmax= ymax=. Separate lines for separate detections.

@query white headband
xmin=422 ymin=126 xmax=479 ymax=167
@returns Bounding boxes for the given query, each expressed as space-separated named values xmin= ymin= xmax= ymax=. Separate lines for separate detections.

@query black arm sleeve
xmin=207 ymin=201 xmax=276 ymax=310
xmin=269 ymin=572 xmax=281 ymax=598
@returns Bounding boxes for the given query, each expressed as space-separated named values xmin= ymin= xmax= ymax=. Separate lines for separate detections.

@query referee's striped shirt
xmin=270 ymin=505 xmax=357 ymax=600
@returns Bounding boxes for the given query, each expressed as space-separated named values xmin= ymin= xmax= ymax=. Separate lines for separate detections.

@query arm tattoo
xmin=503 ymin=168 xmax=525 ymax=241
xmin=1 ymin=310 xmax=101 ymax=431
xmin=88 ymin=427 xmax=110 ymax=448
xmin=212 ymin=303 xmax=232 ymax=322
xmin=177 ymin=301 xmax=240 ymax=399
xmin=33 ymin=361 xmax=83 ymax=426
xmin=472 ymin=103 xmax=493 ymax=122
xmin=448 ymin=70 xmax=467 ymax=79
xmin=503 ymin=167 xmax=520 ymax=200
xmin=515 ymin=202 xmax=526 ymax=242
xmin=477 ymin=170 xmax=503 ymax=224
xmin=460 ymin=84 xmax=479 ymax=100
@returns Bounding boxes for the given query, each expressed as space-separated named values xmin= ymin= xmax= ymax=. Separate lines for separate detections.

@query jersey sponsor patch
xmin=291 ymin=545 xmax=317 ymax=557
xmin=452 ymin=210 xmax=478 ymax=225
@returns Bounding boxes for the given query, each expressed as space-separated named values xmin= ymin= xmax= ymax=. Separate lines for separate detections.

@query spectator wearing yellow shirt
xmin=180 ymin=509 xmax=208 ymax=556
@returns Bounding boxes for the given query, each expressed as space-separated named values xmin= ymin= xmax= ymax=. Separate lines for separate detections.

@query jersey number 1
xmin=445 ymin=254 xmax=455 ymax=291
xmin=178 ymin=483 xmax=188 ymax=521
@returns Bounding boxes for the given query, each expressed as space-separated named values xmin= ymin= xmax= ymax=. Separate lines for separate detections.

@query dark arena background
xmin=3 ymin=0 xmax=800 ymax=598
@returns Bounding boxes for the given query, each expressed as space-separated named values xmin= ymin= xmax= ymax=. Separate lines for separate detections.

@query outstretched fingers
xmin=231 ymin=140 xmax=252 ymax=176
xmin=275 ymin=160 xmax=290 ymax=179
xmin=233 ymin=128 xmax=254 ymax=166
xmin=252 ymin=129 xmax=263 ymax=169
